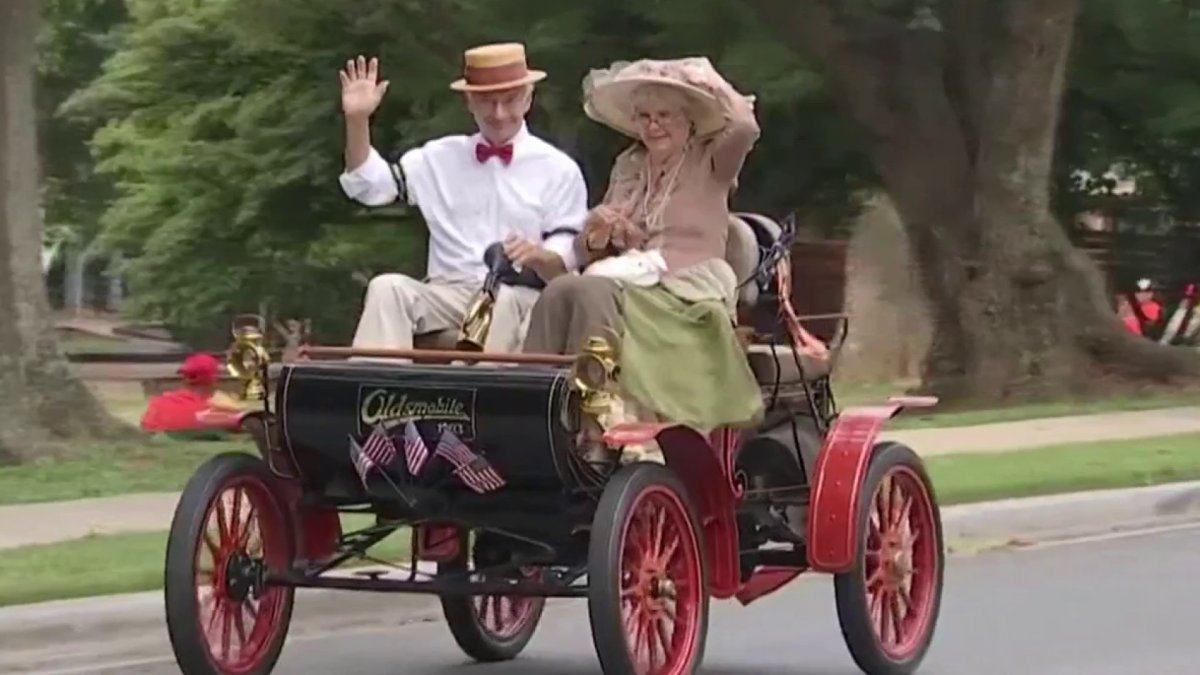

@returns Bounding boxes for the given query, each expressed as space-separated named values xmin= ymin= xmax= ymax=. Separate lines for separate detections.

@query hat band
xmin=464 ymin=61 xmax=529 ymax=87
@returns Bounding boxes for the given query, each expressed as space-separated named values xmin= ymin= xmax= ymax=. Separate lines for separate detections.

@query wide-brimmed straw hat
xmin=583 ymin=57 xmax=730 ymax=139
xmin=450 ymin=42 xmax=547 ymax=92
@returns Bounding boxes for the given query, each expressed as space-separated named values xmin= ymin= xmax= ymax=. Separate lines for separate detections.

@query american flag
xmin=348 ymin=424 xmax=398 ymax=486
xmin=348 ymin=436 xmax=375 ymax=487
xmin=434 ymin=429 xmax=505 ymax=494
xmin=362 ymin=423 xmax=398 ymax=466
xmin=403 ymin=421 xmax=431 ymax=476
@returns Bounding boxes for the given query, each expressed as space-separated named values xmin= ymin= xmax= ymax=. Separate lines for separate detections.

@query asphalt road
xmin=79 ymin=524 xmax=1200 ymax=675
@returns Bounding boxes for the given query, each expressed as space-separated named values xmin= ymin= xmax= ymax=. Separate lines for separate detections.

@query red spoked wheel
xmin=834 ymin=442 xmax=944 ymax=675
xmin=166 ymin=453 xmax=295 ymax=675
xmin=440 ymin=560 xmax=546 ymax=662
xmin=588 ymin=463 xmax=708 ymax=675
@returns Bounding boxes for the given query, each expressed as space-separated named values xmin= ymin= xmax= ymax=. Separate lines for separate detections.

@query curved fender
xmin=806 ymin=396 xmax=937 ymax=574
xmin=604 ymin=423 xmax=744 ymax=599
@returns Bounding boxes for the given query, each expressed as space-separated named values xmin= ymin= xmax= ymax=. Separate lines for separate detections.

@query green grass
xmin=924 ymin=432 xmax=1200 ymax=504
xmin=2 ymin=432 xmax=1198 ymax=608
xmin=0 ymin=514 xmax=410 ymax=607
xmin=0 ymin=437 xmax=243 ymax=505
xmin=887 ymin=392 xmax=1198 ymax=430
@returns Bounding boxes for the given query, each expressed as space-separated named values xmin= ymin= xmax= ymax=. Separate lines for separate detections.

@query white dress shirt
xmin=339 ymin=124 xmax=587 ymax=284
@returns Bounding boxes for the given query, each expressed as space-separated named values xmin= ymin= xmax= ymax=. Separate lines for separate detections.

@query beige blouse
xmin=581 ymin=90 xmax=761 ymax=276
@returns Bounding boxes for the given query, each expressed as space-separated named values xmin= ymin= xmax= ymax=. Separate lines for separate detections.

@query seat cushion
xmin=725 ymin=215 xmax=761 ymax=308
xmin=745 ymin=343 xmax=830 ymax=385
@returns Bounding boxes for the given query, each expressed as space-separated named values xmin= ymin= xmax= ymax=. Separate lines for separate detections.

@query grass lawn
xmin=2 ymin=432 xmax=1198 ymax=607
xmin=0 ymin=514 xmax=409 ymax=607
xmin=887 ymin=392 xmax=1199 ymax=430
xmin=832 ymin=378 xmax=1198 ymax=430
xmin=0 ymin=436 xmax=246 ymax=506
xmin=924 ymin=432 xmax=1200 ymax=504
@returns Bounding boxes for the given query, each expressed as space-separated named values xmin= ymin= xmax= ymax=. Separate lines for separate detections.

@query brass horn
xmin=456 ymin=242 xmax=512 ymax=352
xmin=456 ymin=288 xmax=496 ymax=352
xmin=227 ymin=314 xmax=270 ymax=401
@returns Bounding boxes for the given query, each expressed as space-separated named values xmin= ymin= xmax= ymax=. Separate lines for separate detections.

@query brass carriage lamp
xmin=227 ymin=315 xmax=271 ymax=401
xmin=570 ymin=336 xmax=619 ymax=417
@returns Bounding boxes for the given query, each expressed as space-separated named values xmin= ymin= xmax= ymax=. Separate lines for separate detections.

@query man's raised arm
xmin=337 ymin=55 xmax=400 ymax=206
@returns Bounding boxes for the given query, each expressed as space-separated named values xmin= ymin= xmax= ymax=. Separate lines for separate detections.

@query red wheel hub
xmin=619 ymin=487 xmax=702 ymax=675
xmin=864 ymin=467 xmax=938 ymax=661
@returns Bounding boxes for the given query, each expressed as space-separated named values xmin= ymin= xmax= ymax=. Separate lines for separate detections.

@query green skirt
xmin=617 ymin=284 xmax=764 ymax=434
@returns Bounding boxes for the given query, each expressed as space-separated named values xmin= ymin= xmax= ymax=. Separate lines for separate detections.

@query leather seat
xmin=725 ymin=213 xmax=829 ymax=385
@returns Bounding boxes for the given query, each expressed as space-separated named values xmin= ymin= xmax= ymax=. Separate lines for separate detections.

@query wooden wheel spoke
xmin=219 ymin=601 xmax=234 ymax=659
xmin=651 ymin=506 xmax=667 ymax=560
xmin=215 ymin=495 xmax=231 ymax=548
xmin=232 ymin=602 xmax=249 ymax=646
xmin=659 ymin=536 xmax=680 ymax=569
xmin=229 ymin=488 xmax=244 ymax=546
xmin=879 ymin=590 xmax=895 ymax=645
xmin=236 ymin=503 xmax=258 ymax=550
xmin=655 ymin=615 xmax=673 ymax=664
xmin=890 ymin=592 xmax=907 ymax=645
xmin=894 ymin=494 xmax=913 ymax=530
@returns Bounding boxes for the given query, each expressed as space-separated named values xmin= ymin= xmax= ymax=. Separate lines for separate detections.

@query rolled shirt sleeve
xmin=338 ymin=146 xmax=402 ymax=207
xmin=540 ymin=164 xmax=588 ymax=272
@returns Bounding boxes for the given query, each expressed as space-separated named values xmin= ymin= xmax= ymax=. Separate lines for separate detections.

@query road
xmin=60 ymin=524 xmax=1200 ymax=675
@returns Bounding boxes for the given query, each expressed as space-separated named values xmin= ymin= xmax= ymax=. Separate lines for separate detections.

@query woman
xmin=524 ymin=57 xmax=826 ymax=436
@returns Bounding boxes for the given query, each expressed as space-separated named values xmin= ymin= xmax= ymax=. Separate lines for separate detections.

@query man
xmin=338 ymin=44 xmax=587 ymax=353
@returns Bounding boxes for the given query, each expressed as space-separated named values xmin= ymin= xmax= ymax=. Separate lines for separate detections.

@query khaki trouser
xmin=352 ymin=274 xmax=539 ymax=355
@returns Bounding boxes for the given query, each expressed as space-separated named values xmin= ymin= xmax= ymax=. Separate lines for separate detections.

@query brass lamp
xmin=570 ymin=336 xmax=619 ymax=417
xmin=227 ymin=315 xmax=270 ymax=401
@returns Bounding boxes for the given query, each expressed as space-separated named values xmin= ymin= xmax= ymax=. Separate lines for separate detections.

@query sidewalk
xmin=1 ymin=406 xmax=1198 ymax=551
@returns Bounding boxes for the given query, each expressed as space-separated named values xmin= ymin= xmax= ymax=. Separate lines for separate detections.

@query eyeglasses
xmin=633 ymin=109 xmax=684 ymax=129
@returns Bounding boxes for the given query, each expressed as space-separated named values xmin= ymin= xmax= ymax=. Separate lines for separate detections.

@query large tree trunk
xmin=1 ymin=0 xmax=127 ymax=461
xmin=748 ymin=0 xmax=1200 ymax=404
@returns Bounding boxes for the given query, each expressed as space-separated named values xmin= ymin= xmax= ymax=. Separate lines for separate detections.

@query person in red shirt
xmin=1134 ymin=278 xmax=1163 ymax=324
xmin=140 ymin=353 xmax=242 ymax=435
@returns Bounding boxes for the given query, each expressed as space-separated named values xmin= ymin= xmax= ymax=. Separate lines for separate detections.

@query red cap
xmin=178 ymin=353 xmax=221 ymax=385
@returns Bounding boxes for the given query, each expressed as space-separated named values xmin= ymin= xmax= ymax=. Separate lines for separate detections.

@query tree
xmin=61 ymin=0 xmax=870 ymax=345
xmin=0 ymin=0 xmax=123 ymax=462
xmin=745 ymin=0 xmax=1200 ymax=403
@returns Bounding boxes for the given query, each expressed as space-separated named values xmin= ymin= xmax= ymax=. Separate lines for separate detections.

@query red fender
xmin=237 ymin=410 xmax=341 ymax=564
xmin=604 ymin=423 xmax=744 ymax=599
xmin=806 ymin=396 xmax=938 ymax=574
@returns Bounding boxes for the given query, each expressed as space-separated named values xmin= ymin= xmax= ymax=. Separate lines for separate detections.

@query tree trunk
xmin=747 ymin=0 xmax=1200 ymax=404
xmin=0 ymin=0 xmax=127 ymax=461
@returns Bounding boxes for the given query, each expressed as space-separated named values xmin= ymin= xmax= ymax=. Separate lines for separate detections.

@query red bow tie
xmin=475 ymin=142 xmax=513 ymax=165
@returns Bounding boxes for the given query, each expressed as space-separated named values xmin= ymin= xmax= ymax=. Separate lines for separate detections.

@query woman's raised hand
xmin=339 ymin=55 xmax=390 ymax=119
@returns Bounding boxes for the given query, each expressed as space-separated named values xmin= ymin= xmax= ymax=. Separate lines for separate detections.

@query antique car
xmin=163 ymin=212 xmax=945 ymax=675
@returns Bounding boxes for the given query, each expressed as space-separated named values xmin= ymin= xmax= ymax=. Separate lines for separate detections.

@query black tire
xmin=165 ymin=452 xmax=296 ymax=675
xmin=439 ymin=549 xmax=546 ymax=662
xmin=588 ymin=463 xmax=709 ymax=675
xmin=833 ymin=442 xmax=945 ymax=675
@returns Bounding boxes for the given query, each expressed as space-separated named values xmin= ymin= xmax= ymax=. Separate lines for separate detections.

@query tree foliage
xmin=50 ymin=0 xmax=869 ymax=346
xmin=31 ymin=0 xmax=1200 ymax=397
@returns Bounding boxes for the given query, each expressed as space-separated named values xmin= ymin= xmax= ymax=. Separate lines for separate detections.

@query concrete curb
xmin=1 ymin=481 xmax=1198 ymax=671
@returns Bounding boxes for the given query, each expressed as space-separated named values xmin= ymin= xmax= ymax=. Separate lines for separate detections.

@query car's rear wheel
xmin=834 ymin=442 xmax=944 ymax=675
xmin=165 ymin=452 xmax=295 ymax=675
xmin=588 ymin=463 xmax=708 ymax=675
xmin=439 ymin=546 xmax=545 ymax=662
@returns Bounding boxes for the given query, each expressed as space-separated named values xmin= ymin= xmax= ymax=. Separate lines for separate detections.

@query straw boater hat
xmin=582 ymin=57 xmax=733 ymax=139
xmin=450 ymin=42 xmax=547 ymax=92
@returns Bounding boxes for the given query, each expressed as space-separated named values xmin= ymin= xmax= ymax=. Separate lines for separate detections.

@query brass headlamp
xmin=570 ymin=336 xmax=619 ymax=416
xmin=227 ymin=314 xmax=270 ymax=401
